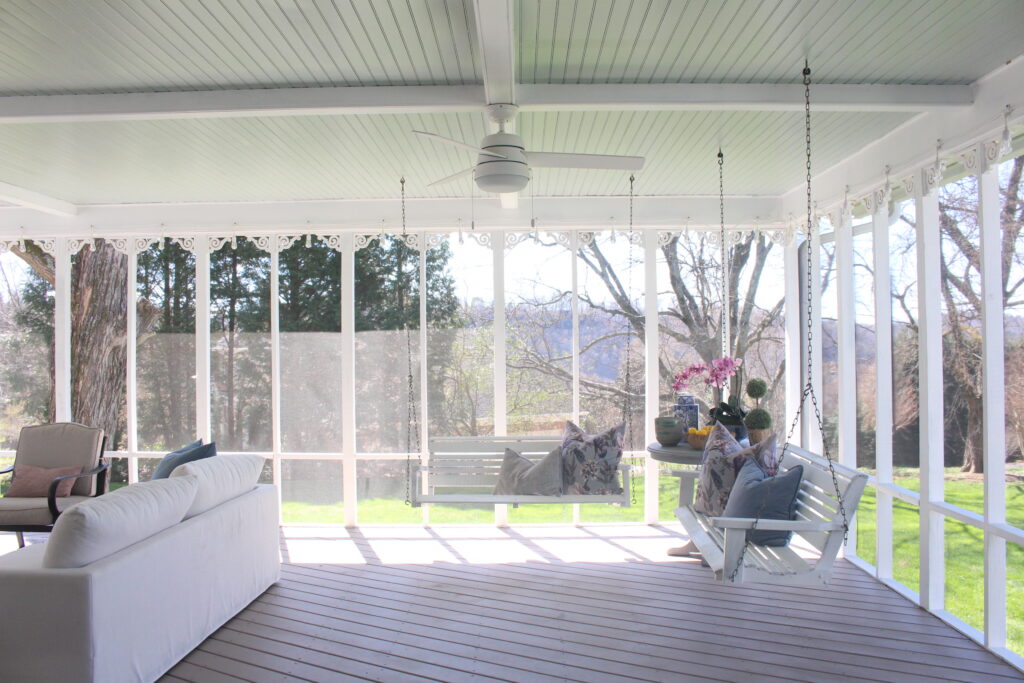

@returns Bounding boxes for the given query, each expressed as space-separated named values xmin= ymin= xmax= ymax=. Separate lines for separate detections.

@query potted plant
xmin=743 ymin=378 xmax=772 ymax=444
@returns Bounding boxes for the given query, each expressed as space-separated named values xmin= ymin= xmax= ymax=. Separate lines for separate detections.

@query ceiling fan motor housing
xmin=475 ymin=132 xmax=530 ymax=193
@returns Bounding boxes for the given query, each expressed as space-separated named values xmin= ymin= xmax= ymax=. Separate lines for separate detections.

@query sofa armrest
xmin=48 ymin=462 xmax=110 ymax=519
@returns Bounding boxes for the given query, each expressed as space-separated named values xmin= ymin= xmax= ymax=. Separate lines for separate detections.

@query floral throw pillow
xmin=693 ymin=424 xmax=743 ymax=516
xmin=561 ymin=421 xmax=625 ymax=495
xmin=694 ymin=428 xmax=781 ymax=516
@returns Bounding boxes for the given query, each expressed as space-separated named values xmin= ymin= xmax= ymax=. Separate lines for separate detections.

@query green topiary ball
xmin=744 ymin=407 xmax=772 ymax=430
xmin=745 ymin=378 xmax=768 ymax=401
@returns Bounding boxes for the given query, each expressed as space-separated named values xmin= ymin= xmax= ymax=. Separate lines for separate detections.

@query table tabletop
xmin=645 ymin=441 xmax=703 ymax=465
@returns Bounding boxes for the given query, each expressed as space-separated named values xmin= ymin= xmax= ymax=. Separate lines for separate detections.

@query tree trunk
xmin=70 ymin=240 xmax=128 ymax=446
xmin=961 ymin=392 xmax=984 ymax=473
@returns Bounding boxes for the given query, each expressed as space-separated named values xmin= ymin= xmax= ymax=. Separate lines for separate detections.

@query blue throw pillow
xmin=722 ymin=459 xmax=804 ymax=547
xmin=150 ymin=440 xmax=215 ymax=480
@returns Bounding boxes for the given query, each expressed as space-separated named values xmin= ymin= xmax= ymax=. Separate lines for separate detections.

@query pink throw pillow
xmin=4 ymin=464 xmax=83 ymax=498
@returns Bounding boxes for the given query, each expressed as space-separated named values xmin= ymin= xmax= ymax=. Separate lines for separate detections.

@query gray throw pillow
xmin=722 ymin=458 xmax=804 ymax=547
xmin=560 ymin=421 xmax=625 ymax=495
xmin=493 ymin=447 xmax=563 ymax=496
xmin=150 ymin=440 xmax=214 ymax=480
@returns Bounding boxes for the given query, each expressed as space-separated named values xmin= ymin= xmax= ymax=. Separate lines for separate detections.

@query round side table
xmin=647 ymin=441 xmax=703 ymax=557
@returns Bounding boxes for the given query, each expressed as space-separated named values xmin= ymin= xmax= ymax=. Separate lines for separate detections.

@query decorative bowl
xmin=654 ymin=417 xmax=684 ymax=447
xmin=687 ymin=432 xmax=709 ymax=450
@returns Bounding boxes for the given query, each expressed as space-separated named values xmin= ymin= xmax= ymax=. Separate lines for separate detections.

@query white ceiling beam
xmin=0 ymin=85 xmax=485 ymax=123
xmin=517 ymin=82 xmax=973 ymax=112
xmin=473 ymin=0 xmax=516 ymax=105
xmin=0 ymin=82 xmax=970 ymax=124
xmin=0 ymin=195 xmax=782 ymax=236
xmin=0 ymin=180 xmax=77 ymax=216
xmin=781 ymin=56 xmax=1024 ymax=218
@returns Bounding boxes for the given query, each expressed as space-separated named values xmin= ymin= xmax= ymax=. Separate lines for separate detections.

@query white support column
xmin=873 ymin=203 xmax=895 ymax=579
xmin=53 ymin=238 xmax=72 ymax=422
xmin=835 ymin=209 xmax=857 ymax=556
xmin=784 ymin=238 xmax=803 ymax=446
xmin=807 ymin=228 xmax=823 ymax=454
xmin=571 ymin=231 xmax=581 ymax=526
xmin=978 ymin=146 xmax=1007 ymax=649
xmin=270 ymin=240 xmax=282 ymax=506
xmin=493 ymin=234 xmax=508 ymax=526
xmin=340 ymin=234 xmax=358 ymax=527
xmin=644 ymin=232 xmax=660 ymax=523
xmin=195 ymin=237 xmax=212 ymax=443
xmin=126 ymin=246 xmax=139 ymax=483
xmin=419 ymin=241 xmax=430 ymax=527
xmin=916 ymin=174 xmax=945 ymax=611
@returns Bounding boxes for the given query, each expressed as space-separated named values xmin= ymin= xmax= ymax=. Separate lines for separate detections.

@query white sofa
xmin=0 ymin=455 xmax=280 ymax=682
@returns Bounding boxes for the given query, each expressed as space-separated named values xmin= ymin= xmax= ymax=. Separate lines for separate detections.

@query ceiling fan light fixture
xmin=474 ymin=160 xmax=530 ymax=193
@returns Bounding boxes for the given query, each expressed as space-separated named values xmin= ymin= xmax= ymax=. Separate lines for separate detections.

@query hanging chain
xmin=718 ymin=149 xmax=728 ymax=357
xmin=727 ymin=62 xmax=848 ymax=582
xmin=625 ymin=174 xmax=637 ymax=506
xmin=402 ymin=178 xmax=422 ymax=506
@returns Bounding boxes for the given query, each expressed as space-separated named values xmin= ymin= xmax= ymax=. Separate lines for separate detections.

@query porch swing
xmin=673 ymin=63 xmax=868 ymax=586
xmin=406 ymin=179 xmax=638 ymax=508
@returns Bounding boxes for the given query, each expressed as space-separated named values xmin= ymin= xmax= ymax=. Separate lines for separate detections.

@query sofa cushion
xmin=723 ymin=459 xmax=805 ymax=547
xmin=171 ymin=454 xmax=265 ymax=519
xmin=561 ymin=421 xmax=625 ymax=495
xmin=5 ymin=463 xmax=83 ymax=498
xmin=0 ymin=495 xmax=91 ymax=526
xmin=151 ymin=440 xmax=212 ymax=480
xmin=42 ymin=476 xmax=199 ymax=569
xmin=493 ymin=447 xmax=563 ymax=495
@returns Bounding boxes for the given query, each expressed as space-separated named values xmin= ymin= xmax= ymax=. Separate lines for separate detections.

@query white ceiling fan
xmin=414 ymin=104 xmax=645 ymax=208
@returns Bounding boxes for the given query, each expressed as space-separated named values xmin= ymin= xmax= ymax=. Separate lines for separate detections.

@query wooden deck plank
xmin=167 ymin=526 xmax=1022 ymax=683
xmin=276 ymin=565 xmax=1005 ymax=681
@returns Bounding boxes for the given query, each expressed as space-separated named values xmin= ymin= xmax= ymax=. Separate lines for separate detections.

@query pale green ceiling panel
xmin=516 ymin=0 xmax=1024 ymax=85
xmin=0 ymin=0 xmax=481 ymax=95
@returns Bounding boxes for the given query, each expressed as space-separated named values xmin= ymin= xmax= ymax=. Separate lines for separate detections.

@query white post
xmin=53 ymin=238 xmax=72 ymax=423
xmin=194 ymin=237 xmax=212 ymax=444
xmin=807 ymin=226 xmax=823 ymax=454
xmin=835 ymin=208 xmax=857 ymax=556
xmin=916 ymin=172 xmax=945 ymax=611
xmin=340 ymin=234 xmax=358 ymax=527
xmin=644 ymin=231 xmax=659 ymax=524
xmin=978 ymin=145 xmax=1007 ymax=649
xmin=419 ymin=239 xmax=430 ymax=526
xmin=873 ymin=201 xmax=895 ymax=579
xmin=493 ymin=234 xmax=508 ymax=526
xmin=784 ymin=237 xmax=803 ymax=446
xmin=270 ymin=240 xmax=282 ymax=508
xmin=571 ymin=231 xmax=581 ymax=525
xmin=126 ymin=246 xmax=139 ymax=483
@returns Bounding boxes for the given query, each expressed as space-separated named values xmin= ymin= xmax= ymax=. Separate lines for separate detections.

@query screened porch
xmin=0 ymin=1 xmax=1023 ymax=681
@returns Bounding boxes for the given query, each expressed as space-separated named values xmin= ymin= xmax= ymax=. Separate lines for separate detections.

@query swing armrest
xmin=670 ymin=469 xmax=700 ymax=483
xmin=710 ymin=516 xmax=844 ymax=532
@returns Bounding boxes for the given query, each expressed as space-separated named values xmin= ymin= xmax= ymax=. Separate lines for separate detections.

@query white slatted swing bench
xmin=674 ymin=446 xmax=867 ymax=586
xmin=410 ymin=437 xmax=632 ymax=507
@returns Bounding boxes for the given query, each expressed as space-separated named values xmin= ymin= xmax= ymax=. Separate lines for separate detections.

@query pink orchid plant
xmin=672 ymin=356 xmax=743 ymax=392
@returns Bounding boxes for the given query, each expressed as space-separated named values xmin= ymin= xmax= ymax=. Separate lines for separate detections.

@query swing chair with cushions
xmin=403 ymin=179 xmax=640 ymax=509
xmin=673 ymin=63 xmax=867 ymax=586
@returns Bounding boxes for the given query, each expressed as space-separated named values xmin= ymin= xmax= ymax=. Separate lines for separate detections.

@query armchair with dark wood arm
xmin=0 ymin=424 xmax=108 ymax=548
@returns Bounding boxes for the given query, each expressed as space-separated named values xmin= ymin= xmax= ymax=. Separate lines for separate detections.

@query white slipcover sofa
xmin=0 ymin=455 xmax=280 ymax=682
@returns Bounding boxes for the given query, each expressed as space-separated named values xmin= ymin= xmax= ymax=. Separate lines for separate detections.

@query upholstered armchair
xmin=0 ymin=423 xmax=108 ymax=547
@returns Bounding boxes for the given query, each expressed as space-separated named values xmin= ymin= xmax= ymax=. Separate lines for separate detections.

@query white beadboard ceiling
xmin=0 ymin=0 xmax=1020 ymax=205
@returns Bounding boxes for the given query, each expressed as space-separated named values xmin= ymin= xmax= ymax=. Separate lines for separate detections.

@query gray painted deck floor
xmin=159 ymin=525 xmax=1021 ymax=682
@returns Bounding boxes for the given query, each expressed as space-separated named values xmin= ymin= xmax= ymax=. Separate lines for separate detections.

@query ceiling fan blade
xmin=412 ymin=130 xmax=506 ymax=159
xmin=499 ymin=193 xmax=519 ymax=209
xmin=525 ymin=151 xmax=645 ymax=170
xmin=426 ymin=167 xmax=476 ymax=188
